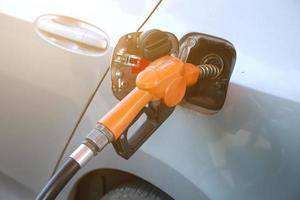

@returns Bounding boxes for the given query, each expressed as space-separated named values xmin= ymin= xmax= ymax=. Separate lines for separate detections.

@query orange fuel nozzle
xmin=99 ymin=56 xmax=200 ymax=140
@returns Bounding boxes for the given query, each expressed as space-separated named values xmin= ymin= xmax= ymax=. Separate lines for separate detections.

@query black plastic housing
xmin=113 ymin=103 xmax=174 ymax=159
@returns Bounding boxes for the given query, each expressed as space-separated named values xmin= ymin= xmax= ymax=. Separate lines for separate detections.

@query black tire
xmin=101 ymin=181 xmax=173 ymax=200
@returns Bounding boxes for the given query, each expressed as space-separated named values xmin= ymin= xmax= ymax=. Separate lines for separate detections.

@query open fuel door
xmin=180 ymin=32 xmax=236 ymax=113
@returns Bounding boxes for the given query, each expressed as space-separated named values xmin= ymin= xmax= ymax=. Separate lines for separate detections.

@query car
xmin=0 ymin=0 xmax=299 ymax=199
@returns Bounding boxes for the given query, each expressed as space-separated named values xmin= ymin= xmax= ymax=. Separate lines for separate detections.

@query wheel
xmin=101 ymin=181 xmax=173 ymax=200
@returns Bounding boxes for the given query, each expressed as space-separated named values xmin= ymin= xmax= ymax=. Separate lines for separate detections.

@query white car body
xmin=0 ymin=0 xmax=299 ymax=199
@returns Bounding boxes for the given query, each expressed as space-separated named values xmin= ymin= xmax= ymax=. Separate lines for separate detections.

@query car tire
xmin=101 ymin=181 xmax=173 ymax=200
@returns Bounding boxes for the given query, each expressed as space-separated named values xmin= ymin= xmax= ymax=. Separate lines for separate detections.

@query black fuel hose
xmin=36 ymin=127 xmax=111 ymax=200
xmin=36 ymin=157 xmax=80 ymax=200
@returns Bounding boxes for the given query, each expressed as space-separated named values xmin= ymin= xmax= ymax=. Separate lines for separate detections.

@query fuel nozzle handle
xmin=99 ymin=55 xmax=200 ymax=140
